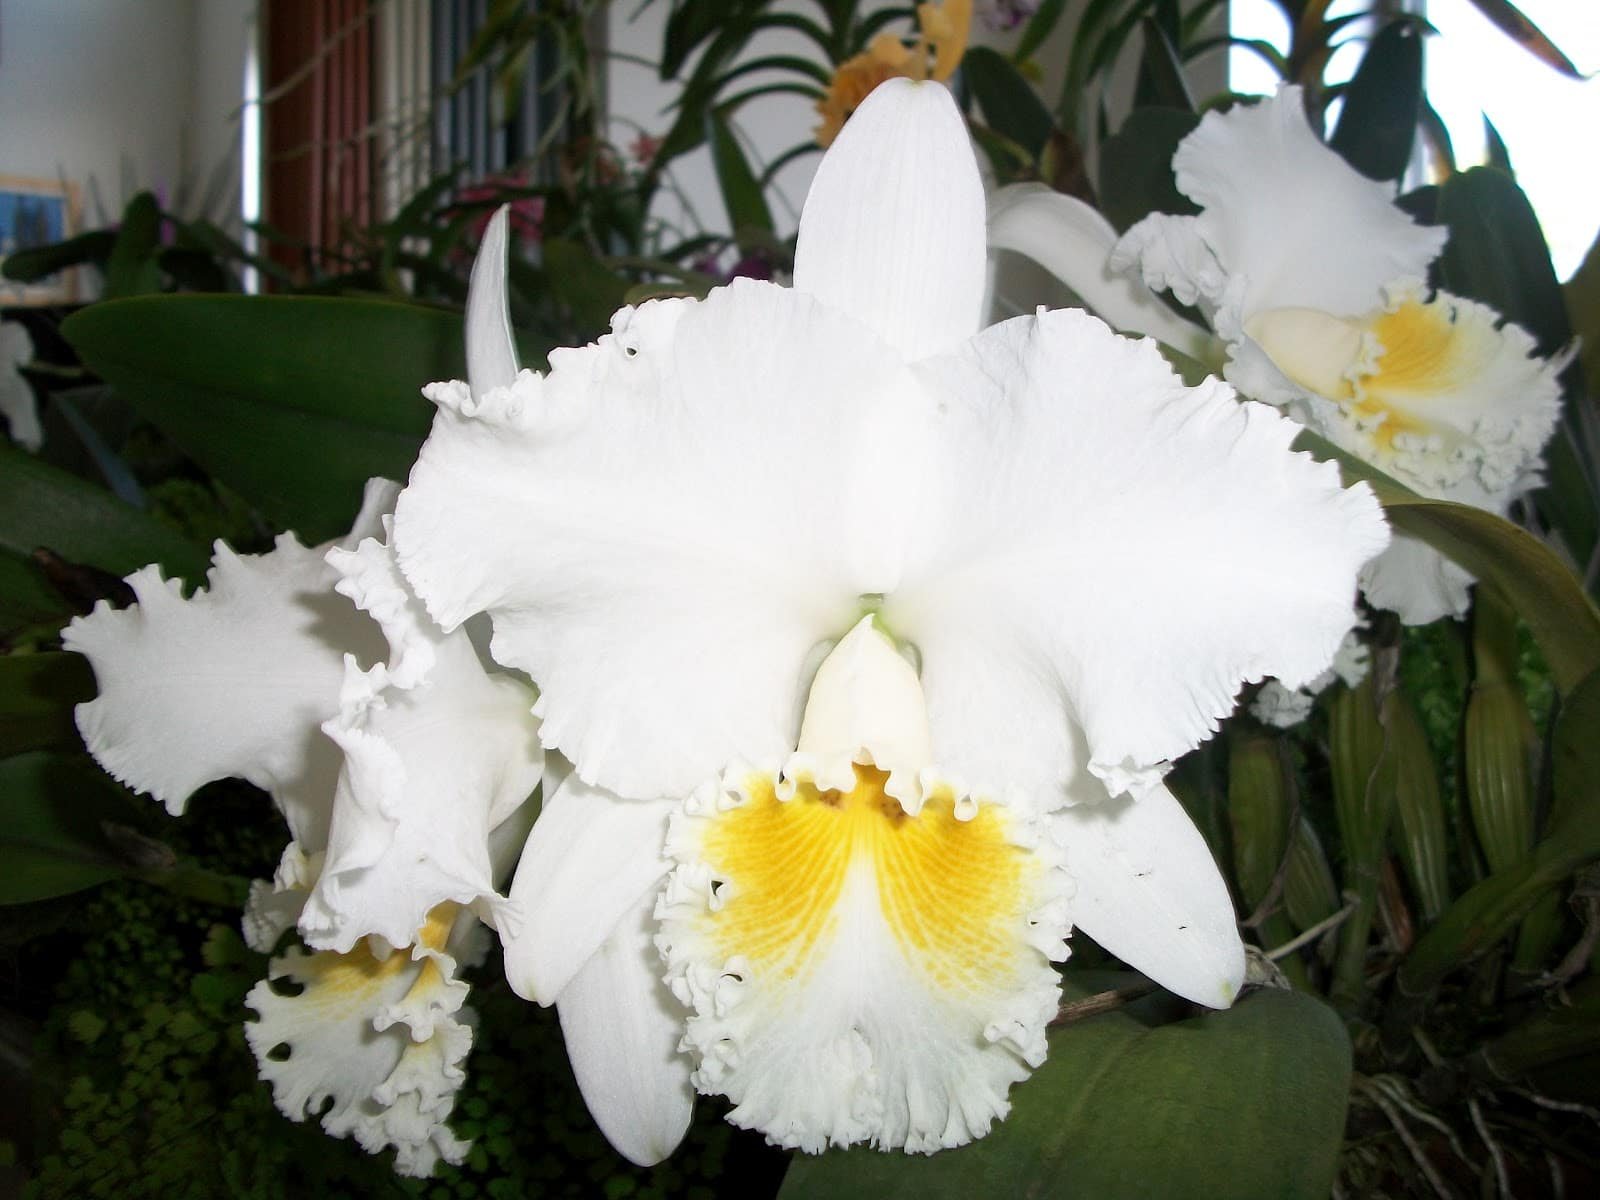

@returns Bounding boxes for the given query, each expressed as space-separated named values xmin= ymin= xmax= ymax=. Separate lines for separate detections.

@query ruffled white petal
xmin=244 ymin=898 xmax=478 ymax=1177
xmin=1052 ymin=781 xmax=1245 ymax=1008
xmin=299 ymin=526 xmax=544 ymax=953
xmin=243 ymin=843 xmax=323 ymax=952
xmin=501 ymin=771 xmax=676 ymax=1005
xmin=556 ymin=885 xmax=695 ymax=1166
xmin=0 ymin=320 xmax=42 ymax=451
xmin=64 ymin=532 xmax=386 ymax=849
xmin=889 ymin=308 xmax=1389 ymax=801
xmin=988 ymin=184 xmax=1216 ymax=362
xmin=1360 ymin=530 xmax=1476 ymax=624
xmin=657 ymin=758 xmax=1071 ymax=1153
xmin=1112 ymin=86 xmax=1446 ymax=334
xmin=792 ymin=77 xmax=985 ymax=362
xmin=467 ymin=206 xmax=521 ymax=402
xmin=395 ymin=281 xmax=910 ymax=800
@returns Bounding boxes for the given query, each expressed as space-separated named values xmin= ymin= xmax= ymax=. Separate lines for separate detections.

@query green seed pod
xmin=1388 ymin=691 xmax=1451 ymax=923
xmin=1464 ymin=679 xmax=1537 ymax=876
xmin=1284 ymin=815 xmax=1340 ymax=934
xmin=1228 ymin=731 xmax=1291 ymax=911
xmin=1329 ymin=674 xmax=1394 ymax=874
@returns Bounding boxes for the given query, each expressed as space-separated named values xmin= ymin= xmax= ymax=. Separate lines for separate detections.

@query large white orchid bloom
xmin=63 ymin=480 xmax=543 ymax=1175
xmin=392 ymin=78 xmax=1388 ymax=1160
xmin=1098 ymin=86 xmax=1558 ymax=625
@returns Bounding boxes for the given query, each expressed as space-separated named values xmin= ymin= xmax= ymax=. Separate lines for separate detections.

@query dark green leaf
xmin=707 ymin=107 xmax=775 ymax=242
xmin=1483 ymin=115 xmax=1513 ymax=173
xmin=1435 ymin=167 xmax=1597 ymax=571
xmin=0 ymin=652 xmax=95 ymax=755
xmin=779 ymin=989 xmax=1350 ymax=1200
xmin=104 ymin=192 xmax=165 ymax=299
xmin=0 ymin=751 xmax=140 ymax=904
xmin=1098 ymin=107 xmax=1199 ymax=232
xmin=1464 ymin=0 xmax=1587 ymax=79
xmin=965 ymin=46 xmax=1057 ymax=162
xmin=0 ymin=445 xmax=209 ymax=629
xmin=156 ymin=246 xmax=236 ymax=293
xmin=1295 ymin=429 xmax=1600 ymax=696
xmin=1329 ymin=19 xmax=1424 ymax=183
xmin=1133 ymin=18 xmax=1195 ymax=112
xmin=0 ymin=230 xmax=117 ymax=283
xmin=1436 ymin=167 xmax=1569 ymax=358
xmin=62 ymin=295 xmax=465 ymax=542
xmin=1015 ymin=0 xmax=1069 ymax=63
xmin=540 ymin=238 xmax=632 ymax=335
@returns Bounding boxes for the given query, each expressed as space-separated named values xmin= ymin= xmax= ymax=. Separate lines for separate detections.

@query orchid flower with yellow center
xmin=992 ymin=86 xmax=1566 ymax=625
xmin=814 ymin=0 xmax=971 ymax=146
xmin=391 ymin=77 xmax=1388 ymax=1163
xmin=63 ymin=480 xmax=543 ymax=1175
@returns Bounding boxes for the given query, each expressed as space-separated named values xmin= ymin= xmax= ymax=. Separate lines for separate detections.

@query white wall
xmin=0 ymin=0 xmax=197 ymax=225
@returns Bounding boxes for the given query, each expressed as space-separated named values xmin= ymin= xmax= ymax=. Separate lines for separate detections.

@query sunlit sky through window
xmin=1230 ymin=1 xmax=1599 ymax=280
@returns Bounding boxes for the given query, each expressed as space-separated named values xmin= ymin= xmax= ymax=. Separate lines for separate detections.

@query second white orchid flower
xmin=993 ymin=86 xmax=1565 ymax=625
xmin=391 ymin=78 xmax=1388 ymax=1162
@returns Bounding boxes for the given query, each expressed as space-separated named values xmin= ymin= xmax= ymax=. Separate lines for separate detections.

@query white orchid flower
xmin=995 ymin=85 xmax=1562 ymax=625
xmin=63 ymin=479 xmax=544 ymax=1176
xmin=391 ymin=78 xmax=1388 ymax=1161
xmin=0 ymin=319 xmax=42 ymax=451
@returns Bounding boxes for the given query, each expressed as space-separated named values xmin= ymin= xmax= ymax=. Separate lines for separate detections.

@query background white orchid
xmin=63 ymin=478 xmax=543 ymax=1176
xmin=389 ymin=77 xmax=1388 ymax=1163
xmin=992 ymin=86 xmax=1567 ymax=626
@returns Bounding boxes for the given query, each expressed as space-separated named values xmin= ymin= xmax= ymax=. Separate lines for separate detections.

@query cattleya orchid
xmin=64 ymin=479 xmax=543 ymax=1175
xmin=991 ymin=85 xmax=1565 ymax=626
xmin=391 ymin=78 xmax=1389 ymax=1162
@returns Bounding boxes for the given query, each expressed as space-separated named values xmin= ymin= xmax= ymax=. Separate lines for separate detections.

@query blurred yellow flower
xmin=814 ymin=0 xmax=972 ymax=146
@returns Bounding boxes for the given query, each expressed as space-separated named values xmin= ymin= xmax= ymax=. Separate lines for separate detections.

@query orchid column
xmin=392 ymin=78 xmax=1389 ymax=1162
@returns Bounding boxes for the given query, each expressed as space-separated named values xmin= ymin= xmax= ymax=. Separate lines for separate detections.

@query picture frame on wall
xmin=0 ymin=174 xmax=81 ymax=305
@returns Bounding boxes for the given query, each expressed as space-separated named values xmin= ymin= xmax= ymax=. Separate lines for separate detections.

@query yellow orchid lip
xmin=693 ymin=764 xmax=1039 ymax=989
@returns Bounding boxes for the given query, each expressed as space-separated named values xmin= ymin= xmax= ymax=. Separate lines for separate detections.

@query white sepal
xmin=467 ymin=206 xmax=521 ymax=403
xmin=794 ymin=77 xmax=985 ymax=362
xmin=1052 ymin=780 xmax=1245 ymax=1008
xmin=500 ymin=772 xmax=676 ymax=1005
xmin=988 ymin=183 xmax=1216 ymax=362
xmin=556 ymin=883 xmax=695 ymax=1166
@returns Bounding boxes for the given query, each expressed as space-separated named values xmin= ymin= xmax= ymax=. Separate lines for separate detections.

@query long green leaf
xmin=1097 ymin=107 xmax=1200 ymax=232
xmin=707 ymin=107 xmax=776 ymax=241
xmin=0 ymin=652 xmax=95 ymax=755
xmin=1328 ymin=19 xmax=1424 ymax=183
xmin=1293 ymin=429 xmax=1600 ymax=697
xmin=1464 ymin=0 xmax=1587 ymax=78
xmin=0 ymin=752 xmax=140 ymax=904
xmin=1015 ymin=0 xmax=1069 ymax=63
xmin=965 ymin=46 xmax=1057 ymax=162
xmin=779 ymin=988 xmax=1350 ymax=1200
xmin=104 ymin=192 xmax=165 ymax=299
xmin=0 ymin=446 xmax=209 ymax=629
xmin=0 ymin=230 xmax=117 ymax=283
xmin=62 ymin=295 xmax=468 ymax=543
